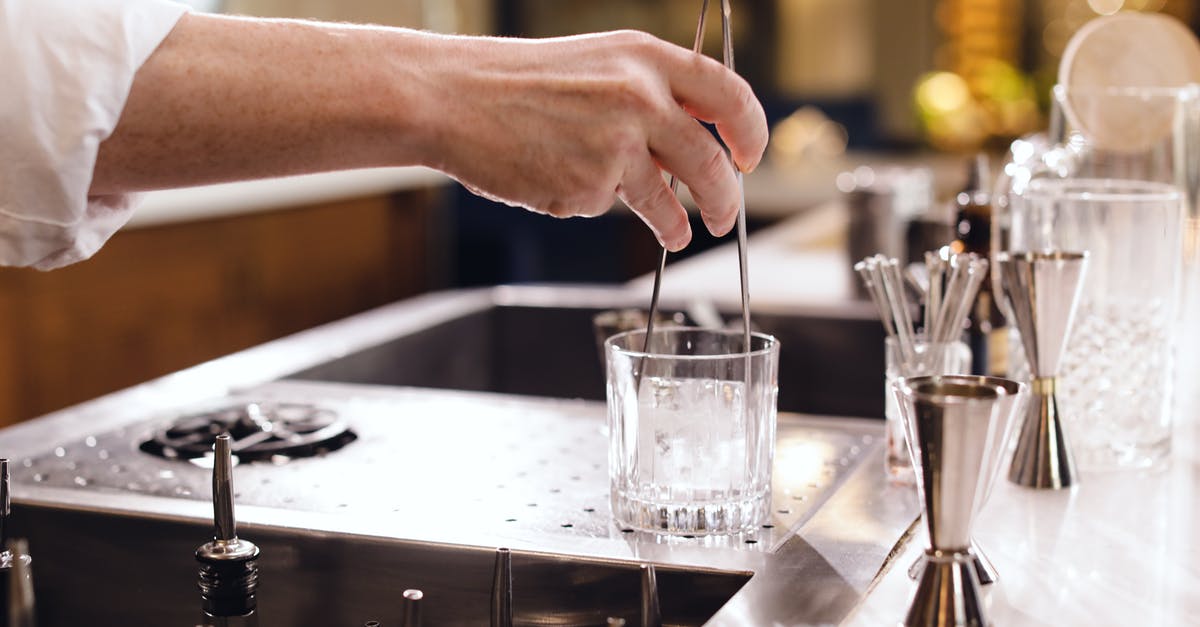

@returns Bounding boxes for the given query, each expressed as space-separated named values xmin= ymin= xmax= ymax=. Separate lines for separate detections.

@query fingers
xmin=648 ymin=110 xmax=739 ymax=237
xmin=661 ymin=48 xmax=768 ymax=174
xmin=617 ymin=151 xmax=692 ymax=252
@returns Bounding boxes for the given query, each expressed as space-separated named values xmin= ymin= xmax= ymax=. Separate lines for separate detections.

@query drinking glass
xmin=605 ymin=328 xmax=779 ymax=535
xmin=1008 ymin=178 xmax=1184 ymax=469
xmin=884 ymin=336 xmax=971 ymax=484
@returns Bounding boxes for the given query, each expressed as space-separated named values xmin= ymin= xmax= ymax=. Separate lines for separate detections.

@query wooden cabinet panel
xmin=0 ymin=189 xmax=440 ymax=427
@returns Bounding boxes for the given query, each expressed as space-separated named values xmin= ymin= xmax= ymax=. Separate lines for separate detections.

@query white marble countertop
xmin=844 ymin=418 xmax=1200 ymax=626
xmin=640 ymin=203 xmax=1200 ymax=625
xmin=126 ymin=167 xmax=450 ymax=229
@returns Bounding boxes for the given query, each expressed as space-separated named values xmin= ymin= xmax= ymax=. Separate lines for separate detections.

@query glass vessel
xmin=883 ymin=336 xmax=971 ymax=485
xmin=605 ymin=328 xmax=779 ymax=535
xmin=995 ymin=84 xmax=1193 ymax=470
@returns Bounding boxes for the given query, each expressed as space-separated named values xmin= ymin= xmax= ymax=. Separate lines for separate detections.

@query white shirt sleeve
xmin=0 ymin=0 xmax=188 ymax=270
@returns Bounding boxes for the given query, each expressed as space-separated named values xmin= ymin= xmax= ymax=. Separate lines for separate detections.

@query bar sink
xmin=285 ymin=286 xmax=885 ymax=418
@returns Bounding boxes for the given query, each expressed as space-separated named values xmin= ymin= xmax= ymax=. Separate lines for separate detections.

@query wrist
xmin=375 ymin=29 xmax=471 ymax=171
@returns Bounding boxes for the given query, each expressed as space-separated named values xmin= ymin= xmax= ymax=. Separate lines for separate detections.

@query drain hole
xmin=777 ymin=509 xmax=790 ymax=514
xmin=681 ymin=534 xmax=696 ymax=539
xmin=560 ymin=523 xmax=573 ymax=528
xmin=526 ymin=503 xmax=538 ymax=507
xmin=620 ymin=528 xmax=634 ymax=534
xmin=761 ymin=524 xmax=774 ymax=529
xmin=505 ymin=518 xmax=517 ymax=523
xmin=744 ymin=539 xmax=758 ymax=545
xmin=583 ymin=507 xmax=596 ymax=513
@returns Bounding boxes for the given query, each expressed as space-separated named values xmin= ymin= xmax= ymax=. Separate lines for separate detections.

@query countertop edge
xmin=125 ymin=167 xmax=452 ymax=230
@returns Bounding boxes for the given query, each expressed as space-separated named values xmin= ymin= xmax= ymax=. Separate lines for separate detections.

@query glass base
xmin=611 ymin=490 xmax=770 ymax=536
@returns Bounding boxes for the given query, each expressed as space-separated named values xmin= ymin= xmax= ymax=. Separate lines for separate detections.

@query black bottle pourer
xmin=196 ymin=435 xmax=260 ymax=618
xmin=0 ymin=460 xmax=36 ymax=627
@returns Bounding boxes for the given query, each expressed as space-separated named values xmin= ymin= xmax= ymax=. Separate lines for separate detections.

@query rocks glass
xmin=605 ymin=328 xmax=779 ymax=535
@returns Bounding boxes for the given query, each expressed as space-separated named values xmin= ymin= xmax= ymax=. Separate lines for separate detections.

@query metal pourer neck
xmin=196 ymin=435 xmax=261 ymax=618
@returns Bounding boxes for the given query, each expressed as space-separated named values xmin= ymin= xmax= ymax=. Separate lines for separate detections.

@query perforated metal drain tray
xmin=0 ymin=287 xmax=918 ymax=625
xmin=17 ymin=380 xmax=879 ymax=551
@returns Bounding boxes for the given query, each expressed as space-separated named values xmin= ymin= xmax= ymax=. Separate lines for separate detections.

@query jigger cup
xmin=900 ymin=376 xmax=1027 ymax=586
xmin=895 ymin=376 xmax=1007 ymax=627
xmin=997 ymin=251 xmax=1089 ymax=489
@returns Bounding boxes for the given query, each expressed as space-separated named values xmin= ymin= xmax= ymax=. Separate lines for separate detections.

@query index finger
xmin=661 ymin=48 xmax=768 ymax=173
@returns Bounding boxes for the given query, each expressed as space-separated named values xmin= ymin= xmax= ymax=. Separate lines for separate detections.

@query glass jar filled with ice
xmin=605 ymin=328 xmax=780 ymax=535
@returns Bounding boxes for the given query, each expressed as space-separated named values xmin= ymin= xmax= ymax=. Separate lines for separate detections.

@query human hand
xmin=416 ymin=30 xmax=768 ymax=251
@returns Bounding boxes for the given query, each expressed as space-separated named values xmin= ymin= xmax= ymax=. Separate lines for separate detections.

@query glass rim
xmin=605 ymin=327 xmax=779 ymax=360
xmin=1025 ymin=177 xmax=1182 ymax=203
xmin=1052 ymin=83 xmax=1197 ymax=98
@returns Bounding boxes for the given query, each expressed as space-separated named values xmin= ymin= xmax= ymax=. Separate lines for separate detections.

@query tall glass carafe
xmin=994 ymin=84 xmax=1196 ymax=471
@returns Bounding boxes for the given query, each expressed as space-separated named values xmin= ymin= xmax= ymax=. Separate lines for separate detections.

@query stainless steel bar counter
xmin=5 ymin=205 xmax=1195 ymax=624
xmin=0 ymin=285 xmax=918 ymax=625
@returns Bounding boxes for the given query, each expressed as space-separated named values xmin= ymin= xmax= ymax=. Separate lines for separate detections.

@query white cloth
xmin=0 ymin=0 xmax=188 ymax=270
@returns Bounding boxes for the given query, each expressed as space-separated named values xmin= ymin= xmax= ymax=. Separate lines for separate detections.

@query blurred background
xmin=0 ymin=0 xmax=1195 ymax=425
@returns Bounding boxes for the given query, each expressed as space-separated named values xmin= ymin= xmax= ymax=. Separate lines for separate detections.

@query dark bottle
xmin=954 ymin=154 xmax=1007 ymax=376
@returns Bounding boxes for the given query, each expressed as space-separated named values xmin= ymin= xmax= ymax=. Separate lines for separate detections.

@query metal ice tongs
xmin=642 ymin=0 xmax=752 ymax=358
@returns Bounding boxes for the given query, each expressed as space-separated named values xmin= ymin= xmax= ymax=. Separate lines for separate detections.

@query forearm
xmin=89 ymin=14 xmax=767 ymax=251
xmin=90 ymin=13 xmax=440 ymax=194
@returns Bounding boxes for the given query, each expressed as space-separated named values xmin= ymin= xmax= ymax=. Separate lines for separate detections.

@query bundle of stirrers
xmin=854 ymin=249 xmax=988 ymax=374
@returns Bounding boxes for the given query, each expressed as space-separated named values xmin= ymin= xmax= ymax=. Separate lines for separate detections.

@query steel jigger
xmin=895 ymin=376 xmax=1014 ymax=627
xmin=997 ymin=251 xmax=1089 ymax=490
xmin=900 ymin=376 xmax=1027 ymax=585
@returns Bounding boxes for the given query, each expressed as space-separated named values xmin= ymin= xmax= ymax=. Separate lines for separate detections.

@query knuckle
xmin=581 ymin=190 xmax=615 ymax=216
xmin=698 ymin=147 xmax=732 ymax=183
xmin=605 ymin=125 xmax=647 ymax=162
xmin=613 ymin=29 xmax=660 ymax=53
xmin=667 ymin=205 xmax=690 ymax=235
xmin=640 ymin=179 xmax=672 ymax=212
xmin=732 ymin=77 xmax=758 ymax=116
xmin=543 ymin=199 xmax=570 ymax=218
xmin=609 ymin=75 xmax=661 ymax=117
